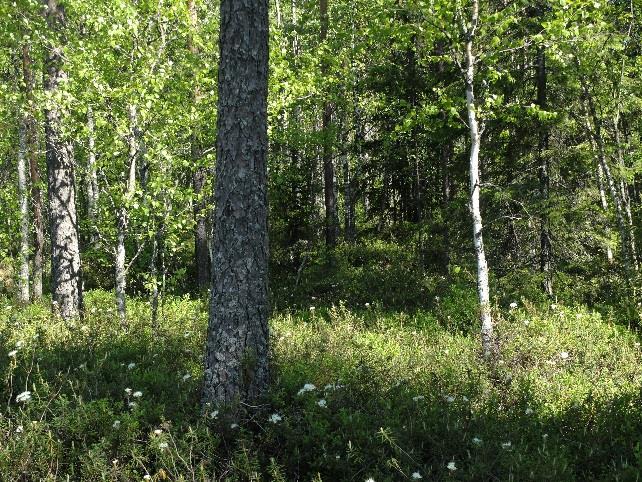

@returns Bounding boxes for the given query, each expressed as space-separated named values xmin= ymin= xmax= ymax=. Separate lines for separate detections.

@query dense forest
xmin=1 ymin=0 xmax=642 ymax=480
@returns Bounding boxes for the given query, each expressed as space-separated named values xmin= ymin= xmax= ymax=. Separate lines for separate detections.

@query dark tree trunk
xmin=188 ymin=0 xmax=210 ymax=292
xmin=320 ymin=0 xmax=338 ymax=247
xmin=202 ymin=0 xmax=270 ymax=407
xmin=537 ymin=47 xmax=553 ymax=297
xmin=22 ymin=44 xmax=44 ymax=300
xmin=44 ymin=0 xmax=82 ymax=319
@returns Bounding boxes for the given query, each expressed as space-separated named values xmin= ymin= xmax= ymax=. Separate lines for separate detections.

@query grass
xmin=0 ymin=290 xmax=641 ymax=480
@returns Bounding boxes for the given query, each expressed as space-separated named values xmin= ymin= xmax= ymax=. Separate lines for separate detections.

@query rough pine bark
xmin=463 ymin=0 xmax=493 ymax=358
xmin=17 ymin=121 xmax=30 ymax=304
xmin=22 ymin=44 xmax=44 ymax=299
xmin=44 ymin=0 xmax=82 ymax=319
xmin=202 ymin=0 xmax=270 ymax=406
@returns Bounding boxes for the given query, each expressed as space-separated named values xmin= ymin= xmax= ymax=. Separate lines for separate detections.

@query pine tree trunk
xmin=320 ymin=0 xmax=338 ymax=247
xmin=17 ymin=120 xmax=30 ymax=304
xmin=202 ymin=0 xmax=270 ymax=406
xmin=537 ymin=47 xmax=553 ymax=297
xmin=463 ymin=0 xmax=493 ymax=358
xmin=22 ymin=44 xmax=43 ymax=300
xmin=44 ymin=0 xmax=82 ymax=319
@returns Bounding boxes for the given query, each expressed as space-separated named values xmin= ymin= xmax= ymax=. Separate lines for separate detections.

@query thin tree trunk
xmin=188 ymin=0 xmax=210 ymax=292
xmin=596 ymin=162 xmax=614 ymax=263
xmin=44 ymin=0 xmax=82 ymax=319
xmin=17 ymin=120 xmax=30 ymax=304
xmin=320 ymin=0 xmax=338 ymax=247
xmin=537 ymin=46 xmax=553 ymax=296
xmin=22 ymin=44 xmax=43 ymax=300
xmin=86 ymin=106 xmax=99 ymax=239
xmin=115 ymin=104 xmax=138 ymax=325
xmin=614 ymin=125 xmax=637 ymax=269
xmin=463 ymin=0 xmax=493 ymax=358
xmin=202 ymin=0 xmax=270 ymax=407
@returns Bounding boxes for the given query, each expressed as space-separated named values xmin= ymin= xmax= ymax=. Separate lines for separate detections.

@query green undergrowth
xmin=0 ymin=291 xmax=641 ymax=481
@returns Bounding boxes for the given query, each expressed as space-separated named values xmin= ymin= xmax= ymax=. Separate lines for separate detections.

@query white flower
xmin=230 ymin=423 xmax=239 ymax=429
xmin=447 ymin=461 xmax=457 ymax=471
xmin=309 ymin=306 xmax=316 ymax=312
xmin=462 ymin=396 xmax=469 ymax=402
xmin=268 ymin=413 xmax=282 ymax=423
xmin=550 ymin=303 xmax=558 ymax=310
xmin=16 ymin=391 xmax=31 ymax=403
xmin=133 ymin=391 xmax=143 ymax=398
xmin=183 ymin=332 xmax=190 ymax=338
xmin=525 ymin=407 xmax=534 ymax=415
xmin=154 ymin=429 xmax=163 ymax=435
xmin=317 ymin=399 xmax=327 ymax=408
xmin=365 ymin=478 xmax=375 ymax=482
xmin=15 ymin=340 xmax=24 ymax=349
xmin=444 ymin=395 xmax=455 ymax=403
xmin=8 ymin=350 xmax=17 ymax=357
xmin=412 ymin=470 xmax=424 ymax=478
xmin=524 ymin=319 xmax=530 ymax=326
xmin=209 ymin=410 xmax=219 ymax=419
xmin=182 ymin=373 xmax=191 ymax=382
xmin=125 ymin=388 xmax=132 ymax=395
xmin=127 ymin=363 xmax=136 ymax=370
xmin=501 ymin=441 xmax=512 ymax=449
xmin=113 ymin=420 xmax=121 ymax=429
xmin=509 ymin=302 xmax=518 ymax=309
xmin=412 ymin=395 xmax=425 ymax=402
xmin=559 ymin=351 xmax=569 ymax=360
xmin=158 ymin=442 xmax=168 ymax=450
xmin=472 ymin=437 xmax=482 ymax=445
xmin=143 ymin=476 xmax=151 ymax=480
xmin=15 ymin=425 xmax=24 ymax=433
xmin=128 ymin=402 xmax=137 ymax=408
xmin=365 ymin=302 xmax=371 ymax=308
xmin=297 ymin=383 xmax=316 ymax=395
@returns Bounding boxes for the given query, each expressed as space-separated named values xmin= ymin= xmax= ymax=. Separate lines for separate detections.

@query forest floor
xmin=1 ymin=290 xmax=641 ymax=481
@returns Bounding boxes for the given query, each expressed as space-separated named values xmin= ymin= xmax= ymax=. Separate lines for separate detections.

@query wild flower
xmin=309 ymin=306 xmax=316 ymax=312
xmin=560 ymin=351 xmax=569 ymax=360
xmin=444 ymin=395 xmax=455 ymax=403
xmin=447 ymin=461 xmax=457 ymax=471
xmin=501 ymin=441 xmax=512 ymax=449
xmin=15 ymin=340 xmax=24 ymax=349
xmin=124 ymin=388 xmax=132 ymax=395
xmin=365 ymin=302 xmax=371 ymax=308
xmin=154 ymin=429 xmax=163 ymax=435
xmin=268 ymin=413 xmax=282 ymax=423
xmin=509 ymin=302 xmax=518 ymax=309
xmin=365 ymin=478 xmax=375 ymax=482
xmin=133 ymin=391 xmax=143 ymax=398
xmin=317 ymin=399 xmax=327 ymax=408
xmin=128 ymin=402 xmax=137 ymax=408
xmin=525 ymin=407 xmax=534 ymax=415
xmin=472 ymin=437 xmax=482 ymax=445
xmin=158 ymin=442 xmax=168 ymax=450
xmin=413 ymin=470 xmax=424 ymax=478
xmin=412 ymin=395 xmax=425 ymax=402
xmin=112 ymin=420 xmax=121 ymax=429
xmin=16 ymin=391 xmax=31 ymax=403
xmin=143 ymin=475 xmax=151 ymax=480
xmin=182 ymin=373 xmax=191 ymax=382
xmin=297 ymin=383 xmax=316 ymax=395
xmin=230 ymin=423 xmax=239 ymax=429
xmin=127 ymin=363 xmax=136 ymax=370
xmin=209 ymin=410 xmax=219 ymax=419
xmin=15 ymin=425 xmax=24 ymax=433
xmin=8 ymin=350 xmax=17 ymax=357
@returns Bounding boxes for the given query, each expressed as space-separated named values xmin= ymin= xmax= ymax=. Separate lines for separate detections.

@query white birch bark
xmin=17 ymin=121 xmax=30 ymax=304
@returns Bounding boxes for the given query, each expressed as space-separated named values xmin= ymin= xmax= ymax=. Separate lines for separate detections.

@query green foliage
xmin=1 ymin=293 xmax=641 ymax=480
